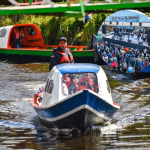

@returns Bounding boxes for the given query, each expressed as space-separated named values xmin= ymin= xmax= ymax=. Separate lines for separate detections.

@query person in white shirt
xmin=34 ymin=84 xmax=46 ymax=105
xmin=34 ymin=82 xmax=68 ymax=105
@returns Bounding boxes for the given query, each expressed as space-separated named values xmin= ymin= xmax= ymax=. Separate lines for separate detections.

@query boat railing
xmin=46 ymin=45 xmax=88 ymax=51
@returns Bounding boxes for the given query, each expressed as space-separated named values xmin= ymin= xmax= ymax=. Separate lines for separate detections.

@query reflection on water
xmin=0 ymin=60 xmax=150 ymax=149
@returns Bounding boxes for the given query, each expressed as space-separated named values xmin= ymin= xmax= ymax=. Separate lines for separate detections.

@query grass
xmin=14 ymin=63 xmax=50 ymax=73
xmin=107 ymin=76 xmax=123 ymax=90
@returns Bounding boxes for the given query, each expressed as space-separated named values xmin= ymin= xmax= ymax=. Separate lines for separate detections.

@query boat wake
xmin=0 ymin=120 xmax=34 ymax=129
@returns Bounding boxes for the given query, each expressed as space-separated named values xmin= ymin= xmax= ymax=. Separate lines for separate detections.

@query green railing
xmin=17 ymin=0 xmax=150 ymax=4
xmin=19 ymin=0 xmax=32 ymax=4
xmin=3 ymin=0 xmax=150 ymax=17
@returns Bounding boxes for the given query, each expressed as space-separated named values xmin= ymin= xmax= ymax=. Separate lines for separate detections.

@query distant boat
xmin=0 ymin=23 xmax=94 ymax=63
xmin=30 ymin=63 xmax=120 ymax=132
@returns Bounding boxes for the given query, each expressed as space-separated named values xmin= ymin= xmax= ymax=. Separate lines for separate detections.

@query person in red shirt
xmin=111 ymin=60 xmax=117 ymax=70
xmin=14 ymin=28 xmax=22 ymax=49
xmin=63 ymin=73 xmax=71 ymax=88
xmin=143 ymin=58 xmax=149 ymax=68
xmin=79 ymin=73 xmax=95 ymax=91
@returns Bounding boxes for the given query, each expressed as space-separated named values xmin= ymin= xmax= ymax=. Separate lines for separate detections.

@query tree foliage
xmin=0 ymin=14 xmax=107 ymax=45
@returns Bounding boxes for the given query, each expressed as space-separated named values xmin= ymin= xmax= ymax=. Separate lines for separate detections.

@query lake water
xmin=0 ymin=60 xmax=150 ymax=150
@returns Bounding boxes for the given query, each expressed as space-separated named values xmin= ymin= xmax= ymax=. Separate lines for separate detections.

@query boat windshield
xmin=62 ymin=73 xmax=98 ymax=95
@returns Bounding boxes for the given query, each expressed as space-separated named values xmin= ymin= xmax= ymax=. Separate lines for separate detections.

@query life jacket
xmin=74 ymin=84 xmax=79 ymax=92
xmin=79 ymin=78 xmax=95 ymax=91
xmin=56 ymin=51 xmax=74 ymax=64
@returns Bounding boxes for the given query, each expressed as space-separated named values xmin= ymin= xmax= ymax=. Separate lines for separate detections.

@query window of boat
xmin=27 ymin=28 xmax=36 ymax=35
xmin=0 ymin=29 xmax=7 ymax=37
xmin=62 ymin=73 xmax=99 ymax=95
xmin=45 ymin=79 xmax=53 ymax=94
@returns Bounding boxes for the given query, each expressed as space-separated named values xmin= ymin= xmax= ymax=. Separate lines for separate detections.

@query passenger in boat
xmin=143 ymin=58 xmax=149 ymax=68
xmin=68 ymin=74 xmax=79 ymax=95
xmin=14 ymin=28 xmax=22 ymax=49
xmin=34 ymin=81 xmax=69 ymax=104
xmin=63 ymin=83 xmax=68 ymax=95
xmin=49 ymin=37 xmax=74 ymax=70
xmin=34 ymin=84 xmax=46 ymax=105
xmin=79 ymin=73 xmax=95 ymax=91
xmin=134 ymin=60 xmax=140 ymax=72
xmin=63 ymin=73 xmax=71 ymax=88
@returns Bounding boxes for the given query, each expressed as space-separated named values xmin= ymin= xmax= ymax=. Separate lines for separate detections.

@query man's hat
xmin=59 ymin=37 xmax=67 ymax=42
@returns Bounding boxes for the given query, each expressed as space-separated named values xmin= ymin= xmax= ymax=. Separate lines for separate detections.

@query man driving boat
xmin=49 ymin=37 xmax=74 ymax=70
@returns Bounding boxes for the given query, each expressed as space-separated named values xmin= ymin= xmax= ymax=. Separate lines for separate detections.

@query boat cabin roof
xmin=56 ymin=63 xmax=100 ymax=75
xmin=0 ymin=23 xmax=45 ymax=49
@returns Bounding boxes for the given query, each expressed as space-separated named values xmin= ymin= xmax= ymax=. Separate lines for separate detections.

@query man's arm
xmin=49 ymin=52 xmax=61 ymax=70
xmin=49 ymin=55 xmax=58 ymax=70
xmin=34 ymin=94 xmax=39 ymax=105
xmin=34 ymin=84 xmax=46 ymax=105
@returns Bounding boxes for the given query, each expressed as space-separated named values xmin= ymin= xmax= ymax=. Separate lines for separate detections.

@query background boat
xmin=0 ymin=23 xmax=94 ymax=63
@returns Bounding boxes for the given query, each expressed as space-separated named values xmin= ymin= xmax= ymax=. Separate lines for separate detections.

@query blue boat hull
xmin=33 ymin=90 xmax=119 ymax=132
xmin=135 ymin=65 xmax=150 ymax=78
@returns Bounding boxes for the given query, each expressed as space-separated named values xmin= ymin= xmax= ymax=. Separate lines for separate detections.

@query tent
xmin=105 ymin=9 xmax=150 ymax=23
xmin=104 ymin=10 xmax=150 ymax=27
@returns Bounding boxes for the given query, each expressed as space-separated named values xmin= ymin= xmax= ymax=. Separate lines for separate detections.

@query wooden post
xmin=68 ymin=0 xmax=71 ymax=8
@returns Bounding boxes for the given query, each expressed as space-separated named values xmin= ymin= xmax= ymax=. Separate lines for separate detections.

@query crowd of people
xmin=97 ymin=40 xmax=150 ymax=73
xmin=108 ymin=27 xmax=147 ymax=43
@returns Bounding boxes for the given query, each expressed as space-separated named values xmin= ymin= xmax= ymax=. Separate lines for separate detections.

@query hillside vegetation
xmin=0 ymin=14 xmax=108 ymax=45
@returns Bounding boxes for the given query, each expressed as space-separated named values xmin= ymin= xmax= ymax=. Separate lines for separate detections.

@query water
xmin=0 ymin=60 xmax=150 ymax=150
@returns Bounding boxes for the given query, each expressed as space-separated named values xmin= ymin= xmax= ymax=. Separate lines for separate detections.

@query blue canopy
xmin=105 ymin=10 xmax=150 ymax=23
xmin=56 ymin=63 xmax=100 ymax=75
xmin=116 ymin=26 xmax=134 ymax=29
